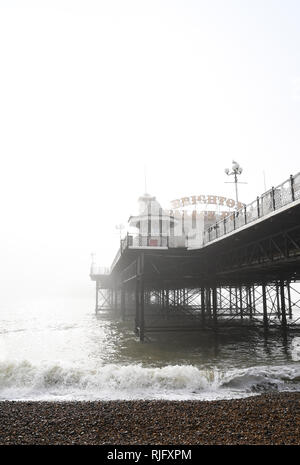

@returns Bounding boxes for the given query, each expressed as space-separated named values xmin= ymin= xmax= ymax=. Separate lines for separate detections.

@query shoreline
xmin=0 ymin=392 xmax=299 ymax=445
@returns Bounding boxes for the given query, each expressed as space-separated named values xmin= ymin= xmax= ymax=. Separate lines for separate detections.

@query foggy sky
xmin=0 ymin=0 xmax=299 ymax=302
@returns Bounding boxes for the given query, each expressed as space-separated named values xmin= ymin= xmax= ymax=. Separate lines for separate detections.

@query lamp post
xmin=225 ymin=160 xmax=243 ymax=210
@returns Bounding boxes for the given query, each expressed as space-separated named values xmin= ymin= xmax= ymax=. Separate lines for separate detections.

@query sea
xmin=1 ymin=296 xmax=300 ymax=402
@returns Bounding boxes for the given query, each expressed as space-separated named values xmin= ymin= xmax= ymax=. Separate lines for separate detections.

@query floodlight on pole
xmin=224 ymin=160 xmax=243 ymax=210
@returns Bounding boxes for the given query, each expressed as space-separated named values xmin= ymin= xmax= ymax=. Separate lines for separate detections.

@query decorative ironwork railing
xmin=109 ymin=235 xmax=131 ymax=273
xmin=110 ymin=234 xmax=173 ymax=273
xmin=203 ymin=172 xmax=300 ymax=245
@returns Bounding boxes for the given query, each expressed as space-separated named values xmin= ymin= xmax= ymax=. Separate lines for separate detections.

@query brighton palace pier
xmin=90 ymin=172 xmax=300 ymax=341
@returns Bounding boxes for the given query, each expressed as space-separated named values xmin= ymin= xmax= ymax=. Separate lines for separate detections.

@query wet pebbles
xmin=0 ymin=392 xmax=299 ymax=445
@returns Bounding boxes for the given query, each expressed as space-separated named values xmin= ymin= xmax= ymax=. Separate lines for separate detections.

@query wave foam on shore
xmin=1 ymin=360 xmax=300 ymax=401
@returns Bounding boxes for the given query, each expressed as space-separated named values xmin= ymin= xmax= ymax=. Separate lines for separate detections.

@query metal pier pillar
xmin=252 ymin=286 xmax=256 ymax=314
xmin=135 ymin=253 xmax=145 ymax=342
xmin=139 ymin=275 xmax=145 ymax=342
xmin=276 ymin=282 xmax=281 ymax=319
xmin=121 ymin=286 xmax=125 ymax=321
xmin=135 ymin=279 xmax=139 ymax=334
xmin=166 ymin=286 xmax=169 ymax=312
xmin=262 ymin=283 xmax=268 ymax=328
xmin=287 ymin=281 xmax=292 ymax=319
xmin=95 ymin=280 xmax=99 ymax=314
xmin=280 ymin=279 xmax=287 ymax=328
xmin=201 ymin=287 xmax=205 ymax=321
xmin=229 ymin=286 xmax=232 ymax=315
xmin=248 ymin=286 xmax=253 ymax=319
xmin=206 ymin=288 xmax=211 ymax=318
xmin=212 ymin=287 xmax=218 ymax=326
xmin=239 ymin=286 xmax=243 ymax=319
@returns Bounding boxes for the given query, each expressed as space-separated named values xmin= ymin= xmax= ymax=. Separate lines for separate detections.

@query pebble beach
xmin=0 ymin=392 xmax=299 ymax=445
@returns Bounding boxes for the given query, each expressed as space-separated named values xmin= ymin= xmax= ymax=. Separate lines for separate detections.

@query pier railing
xmin=90 ymin=264 xmax=110 ymax=276
xmin=110 ymin=234 xmax=189 ymax=273
xmin=203 ymin=172 xmax=300 ymax=245
xmin=110 ymin=236 xmax=130 ymax=273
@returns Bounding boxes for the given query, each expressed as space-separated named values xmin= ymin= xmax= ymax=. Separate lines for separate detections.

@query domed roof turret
xmin=129 ymin=193 xmax=175 ymax=230
xmin=138 ymin=193 xmax=162 ymax=215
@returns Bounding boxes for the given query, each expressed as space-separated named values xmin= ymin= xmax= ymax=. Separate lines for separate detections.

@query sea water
xmin=1 ymin=296 xmax=300 ymax=401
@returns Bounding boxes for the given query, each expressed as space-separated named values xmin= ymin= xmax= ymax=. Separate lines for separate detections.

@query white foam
xmin=1 ymin=359 xmax=300 ymax=401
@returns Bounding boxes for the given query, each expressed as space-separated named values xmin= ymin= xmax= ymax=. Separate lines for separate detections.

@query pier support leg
xmin=262 ymin=283 xmax=268 ymax=329
xmin=248 ymin=286 xmax=253 ymax=319
xmin=139 ymin=277 xmax=145 ymax=342
xmin=252 ymin=286 xmax=256 ymax=314
xmin=95 ymin=281 xmax=99 ymax=314
xmin=280 ymin=279 xmax=287 ymax=328
xmin=206 ymin=288 xmax=211 ymax=319
xmin=276 ymin=282 xmax=281 ymax=319
xmin=112 ymin=288 xmax=115 ymax=311
xmin=166 ymin=287 xmax=169 ymax=314
xmin=201 ymin=287 xmax=205 ymax=323
xmin=239 ymin=286 xmax=243 ymax=319
xmin=114 ymin=289 xmax=118 ymax=312
xmin=287 ymin=280 xmax=292 ymax=319
xmin=212 ymin=287 xmax=218 ymax=326
xmin=135 ymin=280 xmax=139 ymax=334
xmin=121 ymin=286 xmax=125 ymax=321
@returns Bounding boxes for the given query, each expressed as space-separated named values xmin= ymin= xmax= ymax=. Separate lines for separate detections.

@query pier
xmin=90 ymin=172 xmax=300 ymax=341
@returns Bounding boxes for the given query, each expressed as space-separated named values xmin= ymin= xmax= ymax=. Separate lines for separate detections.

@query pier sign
xmin=171 ymin=195 xmax=244 ymax=210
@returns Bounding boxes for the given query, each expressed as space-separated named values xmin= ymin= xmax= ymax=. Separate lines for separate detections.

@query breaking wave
xmin=1 ymin=360 xmax=300 ymax=401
